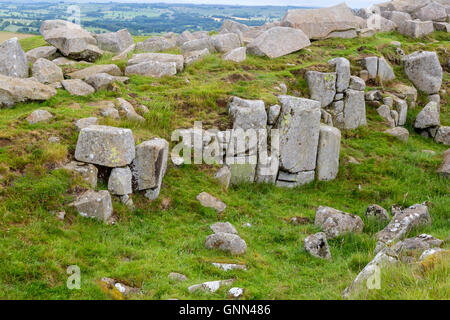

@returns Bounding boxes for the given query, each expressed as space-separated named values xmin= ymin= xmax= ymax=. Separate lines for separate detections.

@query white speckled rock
xmin=343 ymin=89 xmax=366 ymax=129
xmin=73 ymin=190 xmax=113 ymax=223
xmin=414 ymin=101 xmax=440 ymax=129
xmin=62 ymin=79 xmax=95 ymax=96
xmin=304 ymin=232 xmax=332 ymax=260
xmin=196 ymin=192 xmax=226 ymax=213
xmin=108 ymin=167 xmax=132 ymax=196
xmin=404 ymin=51 xmax=442 ymax=94
xmin=31 ymin=58 xmax=64 ymax=84
xmin=222 ymin=47 xmax=246 ymax=63
xmin=306 ymin=71 xmax=336 ymax=108
xmin=62 ymin=161 xmax=98 ymax=188
xmin=314 ymin=206 xmax=364 ymax=239
xmin=0 ymin=37 xmax=28 ymax=78
xmin=75 ymin=125 xmax=135 ymax=167
xmin=328 ymin=57 xmax=350 ymax=92
xmin=205 ymin=232 xmax=247 ymax=255
xmin=26 ymin=109 xmax=54 ymax=124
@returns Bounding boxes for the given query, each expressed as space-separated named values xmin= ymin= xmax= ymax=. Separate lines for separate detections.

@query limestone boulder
xmin=125 ymin=61 xmax=177 ymax=78
xmin=304 ymin=232 xmax=332 ymax=260
xmin=26 ymin=46 xmax=59 ymax=64
xmin=40 ymin=20 xmax=102 ymax=61
xmin=108 ymin=167 xmax=132 ymax=196
xmin=31 ymin=58 xmax=63 ymax=84
xmin=385 ymin=127 xmax=410 ymax=142
xmin=75 ymin=117 xmax=98 ymax=131
xmin=228 ymin=97 xmax=267 ymax=130
xmin=128 ymin=53 xmax=184 ymax=72
xmin=343 ymin=89 xmax=367 ymax=129
xmin=0 ymin=75 xmax=57 ymax=108
xmin=205 ymin=232 xmax=247 ymax=255
xmin=62 ymin=161 xmax=98 ymax=188
xmin=398 ymin=20 xmax=434 ymax=38
xmin=328 ymin=58 xmax=350 ymax=92
xmin=96 ymin=29 xmax=134 ymax=53
xmin=181 ymin=38 xmax=215 ymax=54
xmin=378 ymin=57 xmax=395 ymax=82
xmin=62 ymin=79 xmax=95 ymax=96
xmin=75 ymin=125 xmax=135 ymax=167
xmin=211 ymin=33 xmax=241 ymax=53
xmin=247 ymin=27 xmax=310 ymax=59
xmin=222 ymin=47 xmax=246 ymax=63
xmin=435 ymin=126 xmax=450 ymax=145
xmin=412 ymin=1 xmax=448 ymax=21
xmin=210 ymin=222 xmax=237 ymax=235
xmin=73 ymin=190 xmax=113 ymax=223
xmin=196 ymin=192 xmax=226 ymax=213
xmin=404 ymin=51 xmax=443 ymax=94
xmin=414 ymin=102 xmax=440 ymax=129
xmin=281 ymin=3 xmax=364 ymax=39
xmin=136 ymin=36 xmax=176 ymax=52
xmin=183 ymin=48 xmax=210 ymax=65
xmin=314 ymin=206 xmax=364 ymax=239
xmin=68 ymin=64 xmax=122 ymax=80
xmin=26 ymin=109 xmax=53 ymax=124
xmin=0 ymin=37 xmax=28 ymax=78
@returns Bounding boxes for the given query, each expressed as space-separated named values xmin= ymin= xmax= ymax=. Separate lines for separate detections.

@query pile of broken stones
xmin=65 ymin=125 xmax=169 ymax=223
xmin=301 ymin=202 xmax=447 ymax=298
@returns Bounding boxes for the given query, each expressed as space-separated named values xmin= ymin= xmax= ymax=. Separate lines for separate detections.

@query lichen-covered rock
xmin=75 ymin=117 xmax=98 ymax=131
xmin=228 ymin=96 xmax=267 ymax=130
xmin=73 ymin=190 xmax=113 ymax=223
xmin=391 ymin=234 xmax=443 ymax=256
xmin=247 ymin=27 xmax=310 ymax=58
xmin=108 ymin=167 xmax=132 ymax=196
xmin=375 ymin=203 xmax=432 ymax=250
xmin=181 ymin=37 xmax=215 ymax=54
xmin=314 ymin=206 xmax=364 ymax=239
xmin=276 ymin=96 xmax=321 ymax=173
xmin=349 ymin=76 xmax=366 ymax=91
xmin=75 ymin=125 xmax=135 ymax=167
xmin=62 ymin=161 xmax=98 ymax=188
xmin=26 ymin=109 xmax=53 ymax=124
xmin=68 ymin=64 xmax=122 ymax=80
xmin=366 ymin=204 xmax=390 ymax=221
xmin=188 ymin=279 xmax=235 ymax=293
xmin=268 ymin=104 xmax=281 ymax=125
xmin=328 ymin=57 xmax=350 ymax=92
xmin=404 ymin=51 xmax=442 ymax=94
xmin=0 ymin=75 xmax=57 ymax=108
xmin=377 ymin=105 xmax=396 ymax=128
xmin=414 ymin=101 xmax=440 ymax=129
xmin=96 ymin=29 xmax=134 ymax=53
xmin=62 ymin=79 xmax=95 ymax=96
xmin=362 ymin=56 xmax=378 ymax=79
xmin=437 ymin=149 xmax=450 ymax=178
xmin=196 ymin=192 xmax=226 ymax=213
xmin=40 ymin=20 xmax=102 ymax=61
xmin=343 ymin=89 xmax=366 ymax=129
xmin=305 ymin=71 xmax=337 ymax=108
xmin=0 ymin=37 xmax=28 ymax=78
xmin=210 ymin=222 xmax=237 ymax=235
xmin=304 ymin=232 xmax=332 ymax=260
xmin=205 ymin=232 xmax=247 ymax=255
xmin=316 ymin=124 xmax=341 ymax=181
xmin=85 ymin=73 xmax=128 ymax=91
xmin=435 ymin=126 xmax=450 ymax=145
xmin=222 ymin=47 xmax=246 ymax=63
xmin=136 ymin=36 xmax=176 ymax=52
xmin=412 ymin=1 xmax=447 ymax=22
xmin=183 ymin=48 xmax=210 ymax=65
xmin=131 ymin=138 xmax=169 ymax=191
xmin=276 ymin=170 xmax=315 ymax=188
xmin=377 ymin=57 xmax=395 ymax=82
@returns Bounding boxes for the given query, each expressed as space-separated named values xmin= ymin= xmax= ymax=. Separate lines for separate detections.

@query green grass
xmin=0 ymin=31 xmax=448 ymax=300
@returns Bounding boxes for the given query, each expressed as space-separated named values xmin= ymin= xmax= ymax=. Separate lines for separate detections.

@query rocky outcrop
xmin=128 ymin=53 xmax=184 ymax=72
xmin=247 ymin=27 xmax=310 ymax=59
xmin=398 ymin=20 xmax=434 ymax=38
xmin=61 ymin=79 xmax=95 ymax=96
xmin=211 ymin=33 xmax=242 ymax=53
xmin=0 ymin=37 xmax=28 ymax=78
xmin=316 ymin=125 xmax=341 ymax=181
xmin=125 ymin=60 xmax=177 ymax=78
xmin=68 ymin=64 xmax=122 ymax=80
xmin=222 ymin=47 xmax=246 ymax=63
xmin=26 ymin=46 xmax=59 ymax=64
xmin=136 ymin=36 xmax=176 ymax=52
xmin=0 ymin=75 xmax=57 ymax=108
xmin=96 ymin=29 xmax=134 ymax=53
xmin=31 ymin=58 xmax=64 ymax=84
xmin=404 ymin=51 xmax=443 ymax=94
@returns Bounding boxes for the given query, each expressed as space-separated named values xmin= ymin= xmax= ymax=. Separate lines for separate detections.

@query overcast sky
xmin=30 ymin=0 xmax=379 ymax=9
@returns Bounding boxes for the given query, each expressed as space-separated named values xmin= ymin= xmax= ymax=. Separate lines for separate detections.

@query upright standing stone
xmin=404 ymin=51 xmax=443 ymax=94
xmin=108 ymin=167 xmax=132 ymax=196
xmin=276 ymin=96 xmax=321 ymax=173
xmin=305 ymin=71 xmax=337 ymax=107
xmin=316 ymin=125 xmax=341 ymax=181
xmin=328 ymin=57 xmax=350 ymax=93
xmin=0 ymin=37 xmax=28 ymax=78
xmin=343 ymin=89 xmax=366 ymax=129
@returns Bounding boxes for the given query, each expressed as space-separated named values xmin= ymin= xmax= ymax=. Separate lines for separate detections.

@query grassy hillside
xmin=0 ymin=31 xmax=448 ymax=300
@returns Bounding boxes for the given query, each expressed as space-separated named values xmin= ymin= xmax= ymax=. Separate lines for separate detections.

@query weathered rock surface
xmin=188 ymin=279 xmax=235 ymax=293
xmin=205 ymin=232 xmax=247 ymax=255
xmin=366 ymin=204 xmax=390 ymax=221
xmin=96 ymin=29 xmax=134 ymax=53
xmin=412 ymin=1 xmax=447 ymax=21
xmin=247 ymin=27 xmax=310 ymax=58
xmin=276 ymin=96 xmax=321 ymax=173
xmin=183 ymin=48 xmax=210 ymax=65
xmin=435 ymin=126 xmax=450 ymax=145
xmin=181 ymin=38 xmax=215 ymax=54
xmin=0 ymin=37 xmax=28 ymax=78
xmin=26 ymin=109 xmax=53 ymax=124
xmin=108 ymin=167 xmax=132 ymax=196
xmin=73 ymin=190 xmax=113 ymax=222
xmin=128 ymin=53 xmax=184 ymax=72
xmin=75 ymin=117 xmax=98 ymax=131
xmin=211 ymin=33 xmax=241 ymax=53
xmin=125 ymin=60 xmax=177 ymax=78
xmin=306 ymin=71 xmax=337 ymax=108
xmin=228 ymin=96 xmax=267 ymax=130
xmin=304 ymin=232 xmax=332 ymax=260
xmin=437 ymin=149 xmax=450 ymax=178
xmin=196 ymin=192 xmax=226 ymax=213
xmin=68 ymin=64 xmax=122 ymax=80
xmin=62 ymin=161 xmax=98 ymax=188
xmin=85 ymin=73 xmax=127 ymax=91
xmin=414 ymin=102 xmax=440 ymax=129
xmin=404 ymin=51 xmax=443 ymax=94
xmin=168 ymin=272 xmax=188 ymax=282
xmin=398 ymin=20 xmax=434 ymax=38
xmin=349 ymin=76 xmax=366 ymax=91
xmin=385 ymin=127 xmax=410 ymax=142
xmin=343 ymin=89 xmax=366 ymax=129
xmin=222 ymin=47 xmax=246 ymax=63
xmin=281 ymin=3 xmax=364 ymax=39
xmin=316 ymin=125 xmax=341 ymax=181
xmin=75 ymin=125 xmax=135 ymax=167
xmin=26 ymin=46 xmax=59 ymax=64
xmin=377 ymin=57 xmax=395 ymax=82
xmin=136 ymin=36 xmax=176 ymax=52
xmin=0 ymin=75 xmax=57 ymax=107
xmin=131 ymin=138 xmax=169 ymax=191
xmin=375 ymin=203 xmax=432 ymax=250
xmin=391 ymin=234 xmax=443 ymax=257
xmin=40 ymin=20 xmax=102 ymax=61
xmin=62 ymin=79 xmax=95 ymax=96
xmin=31 ymin=58 xmax=64 ymax=84
xmin=328 ymin=57 xmax=350 ymax=92
xmin=210 ymin=222 xmax=237 ymax=235
xmin=314 ymin=206 xmax=364 ymax=239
